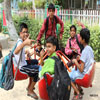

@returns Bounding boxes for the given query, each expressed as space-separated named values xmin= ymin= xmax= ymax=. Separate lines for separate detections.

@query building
xmin=62 ymin=0 xmax=100 ymax=10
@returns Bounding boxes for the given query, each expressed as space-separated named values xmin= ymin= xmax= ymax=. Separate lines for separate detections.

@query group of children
xmin=10 ymin=3 xmax=95 ymax=100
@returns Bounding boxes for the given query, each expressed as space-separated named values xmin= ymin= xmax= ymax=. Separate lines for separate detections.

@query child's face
xmin=46 ymin=43 xmax=56 ymax=56
xmin=70 ymin=27 xmax=76 ymax=38
xmin=20 ymin=28 xmax=28 ymax=41
xmin=48 ymin=9 xmax=55 ymax=19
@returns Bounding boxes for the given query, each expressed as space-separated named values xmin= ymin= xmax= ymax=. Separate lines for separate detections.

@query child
xmin=69 ymin=28 xmax=95 ymax=100
xmin=65 ymin=21 xmax=85 ymax=59
xmin=37 ymin=3 xmax=64 ymax=42
xmin=14 ymin=23 xmax=38 ymax=99
xmin=40 ymin=36 xmax=58 ymax=77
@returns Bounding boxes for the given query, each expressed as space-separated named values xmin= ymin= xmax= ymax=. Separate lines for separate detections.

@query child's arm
xmin=72 ymin=59 xmax=84 ymax=73
xmin=56 ymin=16 xmax=64 ymax=40
xmin=77 ymin=21 xmax=85 ymax=29
xmin=37 ymin=19 xmax=46 ymax=41
xmin=40 ymin=49 xmax=45 ymax=66
xmin=14 ymin=38 xmax=34 ymax=54
xmin=65 ymin=39 xmax=73 ymax=55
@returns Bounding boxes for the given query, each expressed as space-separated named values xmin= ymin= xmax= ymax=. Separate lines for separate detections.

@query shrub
xmin=18 ymin=2 xmax=33 ymax=10
xmin=13 ymin=16 xmax=41 ymax=40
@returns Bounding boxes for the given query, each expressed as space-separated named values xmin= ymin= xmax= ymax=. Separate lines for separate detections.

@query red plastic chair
xmin=12 ymin=63 xmax=28 ymax=81
xmin=75 ymin=62 xmax=96 ymax=88
xmin=38 ymin=73 xmax=53 ymax=100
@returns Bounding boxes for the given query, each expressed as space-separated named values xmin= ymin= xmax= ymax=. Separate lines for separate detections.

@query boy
xmin=65 ymin=21 xmax=85 ymax=59
xmin=37 ymin=3 xmax=64 ymax=42
xmin=40 ymin=36 xmax=58 ymax=77
xmin=14 ymin=23 xmax=38 ymax=99
xmin=69 ymin=28 xmax=95 ymax=100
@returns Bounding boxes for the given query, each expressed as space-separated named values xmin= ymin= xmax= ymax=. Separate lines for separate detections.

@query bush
xmin=13 ymin=16 xmax=41 ymax=40
xmin=35 ymin=0 xmax=46 ymax=8
xmin=0 ymin=17 xmax=2 ymax=32
xmin=18 ymin=2 xmax=33 ymax=10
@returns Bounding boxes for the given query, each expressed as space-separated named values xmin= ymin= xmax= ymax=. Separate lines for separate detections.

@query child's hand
xmin=71 ymin=47 xmax=78 ymax=53
xmin=60 ymin=35 xmax=62 ymax=40
xmin=77 ymin=21 xmax=83 ymax=26
xmin=40 ymin=49 xmax=45 ymax=58
xmin=24 ymin=36 xmax=35 ymax=46
xmin=72 ymin=59 xmax=77 ymax=64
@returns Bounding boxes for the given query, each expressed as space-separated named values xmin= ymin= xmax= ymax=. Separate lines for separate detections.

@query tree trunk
xmin=32 ymin=0 xmax=36 ymax=10
xmin=4 ymin=0 xmax=18 ymax=40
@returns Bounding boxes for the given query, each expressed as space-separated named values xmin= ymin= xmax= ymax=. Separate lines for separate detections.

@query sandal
xmin=80 ymin=89 xmax=84 ymax=95
xmin=27 ymin=92 xmax=38 ymax=99
xmin=72 ymin=94 xmax=82 ymax=100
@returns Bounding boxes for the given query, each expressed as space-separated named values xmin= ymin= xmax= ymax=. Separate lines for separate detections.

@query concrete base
xmin=0 ymin=36 xmax=9 ymax=49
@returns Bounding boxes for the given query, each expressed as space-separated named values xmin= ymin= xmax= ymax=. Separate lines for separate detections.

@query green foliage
xmin=18 ymin=1 xmax=33 ymax=10
xmin=0 ymin=0 xmax=3 ymax=3
xmin=89 ymin=25 xmax=100 ymax=61
xmin=35 ymin=0 xmax=46 ymax=8
xmin=13 ymin=16 xmax=41 ymax=40
xmin=0 ymin=17 xmax=2 ymax=32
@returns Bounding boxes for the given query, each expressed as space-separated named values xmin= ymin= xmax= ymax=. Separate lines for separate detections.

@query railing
xmin=12 ymin=9 xmax=100 ymax=26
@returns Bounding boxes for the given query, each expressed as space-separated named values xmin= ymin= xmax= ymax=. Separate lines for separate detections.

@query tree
xmin=4 ymin=0 xmax=18 ymax=40
xmin=0 ymin=0 xmax=3 ymax=3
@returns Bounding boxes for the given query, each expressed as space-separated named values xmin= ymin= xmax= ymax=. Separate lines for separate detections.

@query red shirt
xmin=37 ymin=15 xmax=64 ymax=41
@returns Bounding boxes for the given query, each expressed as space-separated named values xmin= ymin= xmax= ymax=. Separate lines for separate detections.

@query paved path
xmin=0 ymin=38 xmax=100 ymax=100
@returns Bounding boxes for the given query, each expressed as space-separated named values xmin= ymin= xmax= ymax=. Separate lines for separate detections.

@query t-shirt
xmin=40 ymin=52 xmax=57 ymax=77
xmin=80 ymin=45 xmax=94 ymax=74
xmin=13 ymin=38 xmax=27 ymax=69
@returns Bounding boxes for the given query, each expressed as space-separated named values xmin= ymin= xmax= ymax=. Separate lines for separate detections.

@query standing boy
xmin=37 ymin=3 xmax=64 ymax=42
xmin=14 ymin=23 xmax=38 ymax=99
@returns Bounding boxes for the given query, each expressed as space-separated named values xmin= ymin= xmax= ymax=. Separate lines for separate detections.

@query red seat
xmin=12 ymin=63 xmax=28 ymax=81
xmin=75 ymin=63 xmax=95 ymax=88
xmin=38 ymin=73 xmax=53 ymax=100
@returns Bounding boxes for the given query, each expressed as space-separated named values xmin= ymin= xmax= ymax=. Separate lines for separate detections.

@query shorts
xmin=69 ymin=68 xmax=84 ymax=82
xmin=20 ymin=59 xmax=39 ymax=82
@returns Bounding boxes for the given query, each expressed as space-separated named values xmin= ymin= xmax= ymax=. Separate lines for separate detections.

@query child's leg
xmin=28 ymin=77 xmax=36 ymax=93
xmin=27 ymin=77 xmax=38 ymax=99
xmin=27 ymin=77 xmax=33 ymax=90
xmin=71 ymin=82 xmax=80 ymax=95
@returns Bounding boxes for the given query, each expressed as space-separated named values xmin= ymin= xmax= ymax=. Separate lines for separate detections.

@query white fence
xmin=12 ymin=9 xmax=100 ymax=26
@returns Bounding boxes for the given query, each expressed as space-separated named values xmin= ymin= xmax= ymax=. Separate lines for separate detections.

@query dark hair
xmin=80 ymin=28 xmax=90 ymax=44
xmin=48 ymin=3 xmax=55 ymax=11
xmin=46 ymin=36 xmax=59 ymax=51
xmin=19 ymin=23 xmax=28 ymax=32
xmin=70 ymin=25 xmax=77 ymax=32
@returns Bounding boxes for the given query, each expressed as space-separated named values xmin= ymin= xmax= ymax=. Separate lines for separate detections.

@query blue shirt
xmin=80 ymin=45 xmax=94 ymax=74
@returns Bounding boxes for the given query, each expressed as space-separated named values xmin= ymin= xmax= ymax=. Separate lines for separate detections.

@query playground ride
xmin=38 ymin=50 xmax=96 ymax=100
xmin=13 ymin=63 xmax=28 ymax=81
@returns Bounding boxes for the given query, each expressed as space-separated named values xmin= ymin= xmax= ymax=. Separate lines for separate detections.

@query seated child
xmin=14 ymin=23 xmax=39 ymax=99
xmin=39 ymin=36 xmax=58 ymax=77
xmin=69 ymin=28 xmax=95 ymax=100
xmin=65 ymin=21 xmax=85 ymax=59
